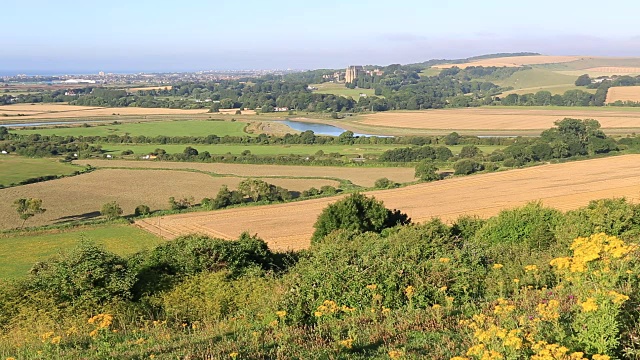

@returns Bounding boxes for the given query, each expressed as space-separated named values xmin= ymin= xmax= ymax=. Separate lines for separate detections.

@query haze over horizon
xmin=3 ymin=0 xmax=640 ymax=75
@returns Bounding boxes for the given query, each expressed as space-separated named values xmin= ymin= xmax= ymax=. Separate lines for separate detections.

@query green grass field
xmin=10 ymin=120 xmax=251 ymax=137
xmin=495 ymin=68 xmax=583 ymax=95
xmin=0 ymin=156 xmax=83 ymax=186
xmin=98 ymin=143 xmax=505 ymax=157
xmin=418 ymin=68 xmax=442 ymax=77
xmin=0 ymin=224 xmax=165 ymax=279
xmin=311 ymin=83 xmax=376 ymax=98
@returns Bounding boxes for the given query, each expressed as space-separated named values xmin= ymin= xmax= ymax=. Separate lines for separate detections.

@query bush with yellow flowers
xmin=453 ymin=233 xmax=639 ymax=359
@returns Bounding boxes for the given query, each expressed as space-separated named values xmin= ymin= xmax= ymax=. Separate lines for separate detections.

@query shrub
xmin=374 ymin=177 xmax=398 ymax=189
xmin=459 ymin=145 xmax=480 ymax=158
xmin=311 ymin=193 xmax=411 ymax=244
xmin=134 ymin=204 xmax=151 ymax=216
xmin=25 ymin=242 xmax=135 ymax=306
xmin=453 ymin=159 xmax=485 ymax=175
xmin=101 ymin=201 xmax=123 ymax=220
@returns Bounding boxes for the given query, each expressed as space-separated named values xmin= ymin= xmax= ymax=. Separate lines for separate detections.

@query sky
xmin=2 ymin=0 xmax=640 ymax=74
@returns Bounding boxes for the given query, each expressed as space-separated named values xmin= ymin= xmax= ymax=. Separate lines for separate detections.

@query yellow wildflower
xmin=339 ymin=338 xmax=353 ymax=349
xmin=6 ymin=357 xmax=17 ymax=360
xmin=466 ymin=344 xmax=486 ymax=356
xmin=149 ymin=355 xmax=156 ymax=360
xmin=592 ymin=355 xmax=610 ymax=360
xmin=570 ymin=352 xmax=586 ymax=359
xmin=382 ymin=307 xmax=391 ymax=315
xmin=432 ymin=304 xmax=442 ymax=310
xmin=512 ymin=278 xmax=520 ymax=284
xmin=579 ymin=297 xmax=598 ymax=312
xmin=450 ymin=357 xmax=469 ymax=360
xmin=536 ymin=300 xmax=560 ymax=321
xmin=549 ymin=257 xmax=571 ymax=270
xmin=608 ymin=290 xmax=629 ymax=304
xmin=89 ymin=329 xmax=98 ymax=337
xmin=135 ymin=338 xmax=145 ymax=345
xmin=439 ymin=257 xmax=451 ymax=263
xmin=51 ymin=336 xmax=62 ymax=345
xmin=314 ymin=311 xmax=323 ymax=317
xmin=388 ymin=350 xmax=404 ymax=358
xmin=492 ymin=263 xmax=504 ymax=269
xmin=229 ymin=352 xmax=239 ymax=359
xmin=405 ymin=285 xmax=415 ymax=297
xmin=524 ymin=264 xmax=538 ymax=272
xmin=446 ymin=296 xmax=454 ymax=303
xmin=275 ymin=310 xmax=287 ymax=318
xmin=41 ymin=331 xmax=54 ymax=341
xmin=366 ymin=284 xmax=378 ymax=291
xmin=439 ymin=286 xmax=448 ymax=292
xmin=269 ymin=320 xmax=278 ymax=327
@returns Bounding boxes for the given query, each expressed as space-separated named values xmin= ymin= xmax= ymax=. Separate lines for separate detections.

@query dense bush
xmin=311 ymin=193 xmax=411 ymax=243
xmin=453 ymin=158 xmax=485 ymax=175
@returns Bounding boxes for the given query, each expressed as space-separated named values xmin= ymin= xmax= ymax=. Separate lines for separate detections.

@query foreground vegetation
xmin=1 ymin=194 xmax=640 ymax=359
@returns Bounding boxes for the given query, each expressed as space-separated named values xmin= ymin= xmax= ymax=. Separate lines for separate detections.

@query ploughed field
xmin=0 ymin=169 xmax=339 ymax=229
xmin=354 ymin=108 xmax=640 ymax=134
xmin=0 ymin=104 xmax=210 ymax=121
xmin=136 ymin=155 xmax=640 ymax=251
xmin=75 ymin=160 xmax=418 ymax=187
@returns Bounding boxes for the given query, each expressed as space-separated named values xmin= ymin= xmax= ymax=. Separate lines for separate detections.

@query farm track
xmin=135 ymin=155 xmax=640 ymax=251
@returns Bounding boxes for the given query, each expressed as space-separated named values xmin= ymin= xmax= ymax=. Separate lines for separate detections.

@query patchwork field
xmin=11 ymin=120 xmax=251 ymax=137
xmin=127 ymin=86 xmax=173 ymax=92
xmin=75 ymin=160 xmax=418 ymax=187
xmin=0 ymin=169 xmax=339 ymax=229
xmin=433 ymin=55 xmax=580 ymax=69
xmin=0 ymin=156 xmax=84 ymax=187
xmin=0 ymin=224 xmax=164 ymax=279
xmin=606 ymin=86 xmax=640 ymax=103
xmin=136 ymin=155 xmax=640 ymax=251
xmin=495 ymin=68 xmax=593 ymax=96
xmin=353 ymin=107 xmax=640 ymax=134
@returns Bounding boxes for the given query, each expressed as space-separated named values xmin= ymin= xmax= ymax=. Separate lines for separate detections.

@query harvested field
xmin=433 ymin=56 xmax=580 ymax=69
xmin=585 ymin=67 xmax=640 ymax=74
xmin=0 ymin=169 xmax=338 ymax=229
xmin=0 ymin=104 xmax=209 ymax=121
xmin=136 ymin=155 xmax=640 ymax=251
xmin=356 ymin=108 xmax=640 ymax=132
xmin=606 ymin=86 xmax=640 ymax=103
xmin=218 ymin=108 xmax=257 ymax=115
xmin=75 ymin=160 xmax=418 ymax=187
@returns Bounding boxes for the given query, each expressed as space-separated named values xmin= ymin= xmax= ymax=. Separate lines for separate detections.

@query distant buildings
xmin=345 ymin=66 xmax=363 ymax=83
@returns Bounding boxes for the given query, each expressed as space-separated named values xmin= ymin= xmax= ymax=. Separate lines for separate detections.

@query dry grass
xmin=356 ymin=108 xmax=640 ymax=131
xmin=74 ymin=160 xmax=418 ymax=187
xmin=433 ymin=56 xmax=580 ymax=69
xmin=606 ymin=86 xmax=640 ymax=103
xmin=218 ymin=109 xmax=257 ymax=115
xmin=136 ymin=155 xmax=640 ymax=251
xmin=0 ymin=104 xmax=209 ymax=120
xmin=0 ymin=169 xmax=338 ymax=229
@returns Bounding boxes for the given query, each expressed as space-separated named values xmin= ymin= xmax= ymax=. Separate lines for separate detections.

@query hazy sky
xmin=2 ymin=0 xmax=640 ymax=74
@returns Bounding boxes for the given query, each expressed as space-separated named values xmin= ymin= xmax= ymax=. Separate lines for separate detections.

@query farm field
xmin=0 ymin=224 xmax=164 ymax=279
xmin=350 ymin=107 xmax=640 ymax=135
xmin=0 ymin=169 xmax=339 ymax=229
xmin=0 ymin=156 xmax=85 ymax=187
xmin=310 ymin=83 xmax=376 ymax=98
xmin=11 ymin=120 xmax=251 ymax=137
xmin=606 ymin=86 xmax=640 ymax=103
xmin=136 ymin=155 xmax=640 ymax=251
xmin=127 ymin=85 xmax=173 ymax=92
xmin=433 ymin=55 xmax=581 ymax=69
xmin=75 ymin=159 xmax=418 ymax=187
xmin=0 ymin=104 xmax=210 ymax=121
xmin=494 ymin=68 xmax=594 ymax=96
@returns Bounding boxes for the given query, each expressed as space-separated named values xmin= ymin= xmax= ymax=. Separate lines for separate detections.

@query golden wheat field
xmin=75 ymin=160 xmax=418 ymax=187
xmin=356 ymin=108 xmax=640 ymax=131
xmin=136 ymin=155 xmax=640 ymax=251
xmin=433 ymin=55 xmax=580 ymax=69
xmin=0 ymin=104 xmax=209 ymax=121
xmin=0 ymin=169 xmax=338 ymax=229
xmin=586 ymin=67 xmax=640 ymax=74
xmin=606 ymin=86 xmax=640 ymax=103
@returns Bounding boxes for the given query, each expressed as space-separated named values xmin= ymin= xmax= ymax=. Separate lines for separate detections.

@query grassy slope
xmin=0 ymin=224 xmax=164 ymax=279
xmin=10 ymin=120 xmax=251 ymax=137
xmin=0 ymin=156 xmax=82 ymax=186
xmin=311 ymin=83 xmax=376 ymax=98
xmin=495 ymin=68 xmax=585 ymax=95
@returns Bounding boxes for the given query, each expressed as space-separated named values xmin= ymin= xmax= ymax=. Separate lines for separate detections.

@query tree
xmin=374 ymin=177 xmax=398 ymax=189
xmin=415 ymin=159 xmax=440 ymax=181
xmin=459 ymin=145 xmax=480 ymax=158
xmin=101 ymin=201 xmax=123 ymax=220
xmin=13 ymin=198 xmax=46 ymax=228
xmin=183 ymin=146 xmax=199 ymax=156
xmin=454 ymin=159 xmax=485 ymax=175
xmin=575 ymin=74 xmax=592 ymax=87
xmin=443 ymin=132 xmax=460 ymax=145
xmin=134 ymin=204 xmax=151 ymax=216
xmin=311 ymin=193 xmax=411 ymax=243
xmin=238 ymin=179 xmax=271 ymax=202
